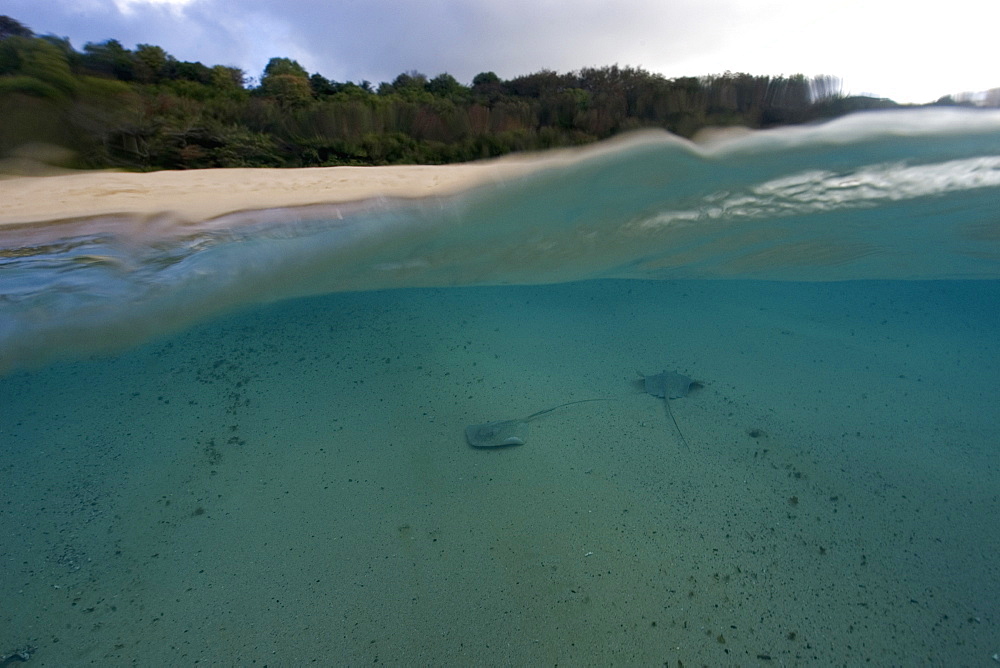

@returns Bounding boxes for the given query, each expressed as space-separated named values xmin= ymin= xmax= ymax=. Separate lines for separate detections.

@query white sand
xmin=0 ymin=163 xmax=530 ymax=226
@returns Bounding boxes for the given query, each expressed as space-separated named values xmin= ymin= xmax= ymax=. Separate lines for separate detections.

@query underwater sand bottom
xmin=0 ymin=279 xmax=997 ymax=664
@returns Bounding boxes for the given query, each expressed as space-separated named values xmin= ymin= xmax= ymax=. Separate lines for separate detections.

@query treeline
xmin=1 ymin=15 xmax=903 ymax=170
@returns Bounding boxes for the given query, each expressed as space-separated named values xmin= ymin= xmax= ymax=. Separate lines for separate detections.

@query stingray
xmin=465 ymin=398 xmax=605 ymax=448
xmin=637 ymin=369 xmax=700 ymax=448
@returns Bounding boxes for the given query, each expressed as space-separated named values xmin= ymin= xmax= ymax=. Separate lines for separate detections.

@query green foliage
xmin=81 ymin=39 xmax=135 ymax=80
xmin=0 ymin=92 xmax=67 ymax=158
xmin=210 ymin=65 xmax=248 ymax=99
xmin=309 ymin=72 xmax=338 ymax=97
xmin=472 ymin=71 xmax=500 ymax=87
xmin=258 ymin=57 xmax=312 ymax=107
xmin=260 ymin=73 xmax=312 ymax=107
xmin=427 ymin=73 xmax=468 ymax=101
xmin=161 ymin=78 xmax=216 ymax=101
xmin=0 ymin=75 xmax=64 ymax=100
xmin=212 ymin=127 xmax=283 ymax=167
xmin=391 ymin=70 xmax=427 ymax=91
xmin=263 ymin=57 xmax=308 ymax=80
xmin=171 ymin=60 xmax=213 ymax=84
xmin=0 ymin=15 xmax=33 ymax=40
xmin=133 ymin=44 xmax=171 ymax=83
xmin=0 ymin=16 xmax=878 ymax=170
xmin=0 ymin=35 xmax=76 ymax=97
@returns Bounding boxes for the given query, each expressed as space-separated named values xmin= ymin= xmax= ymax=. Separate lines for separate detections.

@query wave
xmin=2 ymin=108 xmax=1000 ymax=371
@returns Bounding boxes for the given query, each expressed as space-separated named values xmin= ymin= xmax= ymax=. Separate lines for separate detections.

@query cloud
xmin=216 ymin=0 xmax=739 ymax=84
xmin=111 ymin=0 xmax=198 ymax=15
xmin=6 ymin=0 xmax=999 ymax=102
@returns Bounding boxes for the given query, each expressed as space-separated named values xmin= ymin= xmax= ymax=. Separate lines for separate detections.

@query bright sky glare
xmin=5 ymin=0 xmax=997 ymax=104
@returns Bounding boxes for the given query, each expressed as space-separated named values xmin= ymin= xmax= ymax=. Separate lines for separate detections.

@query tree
xmin=339 ymin=80 xmax=373 ymax=97
xmin=81 ymin=39 xmax=135 ymax=80
xmin=809 ymin=75 xmax=842 ymax=103
xmin=472 ymin=71 xmax=500 ymax=87
xmin=258 ymin=57 xmax=311 ymax=106
xmin=211 ymin=64 xmax=246 ymax=92
xmin=391 ymin=70 xmax=427 ymax=91
xmin=471 ymin=71 xmax=503 ymax=104
xmin=0 ymin=15 xmax=33 ymax=40
xmin=261 ymin=73 xmax=312 ymax=107
xmin=133 ymin=43 xmax=172 ymax=83
xmin=171 ymin=60 xmax=212 ymax=84
xmin=38 ymin=35 xmax=75 ymax=64
xmin=262 ymin=57 xmax=308 ymax=80
xmin=0 ymin=35 xmax=76 ymax=97
xmin=504 ymin=69 xmax=571 ymax=98
xmin=427 ymin=72 xmax=467 ymax=100
xmin=309 ymin=72 xmax=338 ymax=96
xmin=0 ymin=19 xmax=883 ymax=170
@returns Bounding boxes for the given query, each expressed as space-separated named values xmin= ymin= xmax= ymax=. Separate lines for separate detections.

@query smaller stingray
xmin=466 ymin=398 xmax=605 ymax=447
xmin=637 ymin=370 xmax=700 ymax=448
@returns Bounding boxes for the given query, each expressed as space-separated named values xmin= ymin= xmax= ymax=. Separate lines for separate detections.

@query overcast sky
xmin=6 ymin=0 xmax=997 ymax=104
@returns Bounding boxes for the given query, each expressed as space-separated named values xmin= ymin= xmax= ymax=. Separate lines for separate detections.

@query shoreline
xmin=4 ymin=109 xmax=1000 ymax=230
xmin=0 ymin=130 xmax=681 ymax=229
xmin=0 ymin=139 xmax=636 ymax=230
xmin=0 ymin=162 xmax=535 ymax=228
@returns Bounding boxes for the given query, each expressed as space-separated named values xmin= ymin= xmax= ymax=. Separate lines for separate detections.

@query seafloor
xmin=1 ymin=278 xmax=997 ymax=664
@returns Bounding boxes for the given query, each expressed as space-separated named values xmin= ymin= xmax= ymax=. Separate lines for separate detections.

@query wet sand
xmin=1 ymin=278 xmax=997 ymax=664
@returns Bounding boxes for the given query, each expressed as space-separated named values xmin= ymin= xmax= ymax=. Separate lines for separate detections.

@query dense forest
xmin=0 ymin=14 xmax=942 ymax=171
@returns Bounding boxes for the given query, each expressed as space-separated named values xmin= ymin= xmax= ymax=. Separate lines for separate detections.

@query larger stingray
xmin=637 ymin=369 xmax=700 ymax=448
xmin=465 ymin=398 xmax=605 ymax=447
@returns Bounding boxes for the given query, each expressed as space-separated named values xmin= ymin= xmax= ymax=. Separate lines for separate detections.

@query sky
xmin=6 ymin=0 xmax=998 ymax=104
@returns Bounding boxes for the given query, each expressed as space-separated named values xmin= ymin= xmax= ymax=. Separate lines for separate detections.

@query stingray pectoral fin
xmin=642 ymin=370 xmax=668 ymax=398
xmin=466 ymin=420 xmax=528 ymax=447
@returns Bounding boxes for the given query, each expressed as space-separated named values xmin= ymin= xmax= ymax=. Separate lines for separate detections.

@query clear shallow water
xmin=1 ymin=111 xmax=1000 ymax=664
xmin=3 ymin=109 xmax=1000 ymax=373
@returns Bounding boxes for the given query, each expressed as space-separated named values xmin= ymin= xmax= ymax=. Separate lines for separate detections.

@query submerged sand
xmin=1 ymin=279 xmax=997 ymax=664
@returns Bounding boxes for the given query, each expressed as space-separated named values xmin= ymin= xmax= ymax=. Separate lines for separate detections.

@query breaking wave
xmin=2 ymin=108 xmax=1000 ymax=371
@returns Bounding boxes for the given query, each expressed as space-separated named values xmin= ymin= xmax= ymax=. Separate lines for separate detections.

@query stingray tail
xmin=664 ymin=399 xmax=690 ymax=449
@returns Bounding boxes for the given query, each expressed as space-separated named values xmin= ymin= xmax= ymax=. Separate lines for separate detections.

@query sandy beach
xmin=0 ymin=130 xmax=684 ymax=229
xmin=0 ymin=162 xmax=530 ymax=227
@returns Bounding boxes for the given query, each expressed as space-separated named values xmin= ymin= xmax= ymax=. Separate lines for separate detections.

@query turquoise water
xmin=1 ymin=110 xmax=999 ymax=664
